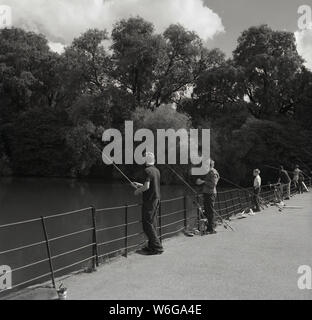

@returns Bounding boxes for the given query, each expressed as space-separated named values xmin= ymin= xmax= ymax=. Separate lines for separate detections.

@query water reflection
xmin=0 ymin=178 xmax=187 ymax=224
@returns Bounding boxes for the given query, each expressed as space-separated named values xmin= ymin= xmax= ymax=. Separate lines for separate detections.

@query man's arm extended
xmin=196 ymin=178 xmax=205 ymax=186
xmin=134 ymin=181 xmax=150 ymax=196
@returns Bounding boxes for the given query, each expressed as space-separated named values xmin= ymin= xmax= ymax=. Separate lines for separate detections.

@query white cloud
xmin=5 ymin=0 xmax=224 ymax=48
xmin=295 ymin=29 xmax=312 ymax=71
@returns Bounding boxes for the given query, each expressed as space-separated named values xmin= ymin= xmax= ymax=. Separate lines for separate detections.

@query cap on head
xmin=145 ymin=152 xmax=155 ymax=166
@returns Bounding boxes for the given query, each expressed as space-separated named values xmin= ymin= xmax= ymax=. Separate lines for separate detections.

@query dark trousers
xmin=142 ymin=199 xmax=163 ymax=251
xmin=294 ymin=181 xmax=299 ymax=193
xmin=253 ymin=187 xmax=261 ymax=211
xmin=298 ymin=181 xmax=304 ymax=194
xmin=203 ymin=193 xmax=217 ymax=232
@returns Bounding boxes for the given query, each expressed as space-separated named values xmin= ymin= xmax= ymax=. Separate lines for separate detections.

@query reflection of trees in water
xmin=0 ymin=177 xmax=14 ymax=208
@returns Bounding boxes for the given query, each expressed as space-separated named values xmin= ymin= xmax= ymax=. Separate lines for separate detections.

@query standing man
xmin=253 ymin=169 xmax=262 ymax=212
xmin=298 ymin=170 xmax=305 ymax=194
xmin=133 ymin=152 xmax=164 ymax=255
xmin=293 ymin=165 xmax=301 ymax=194
xmin=278 ymin=166 xmax=291 ymax=200
xmin=196 ymin=159 xmax=220 ymax=234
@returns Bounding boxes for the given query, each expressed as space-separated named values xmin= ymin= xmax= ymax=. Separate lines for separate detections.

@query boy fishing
xmin=253 ymin=169 xmax=262 ymax=212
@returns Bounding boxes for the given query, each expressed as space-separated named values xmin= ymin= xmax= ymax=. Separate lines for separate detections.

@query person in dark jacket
xmin=298 ymin=171 xmax=305 ymax=194
xmin=133 ymin=152 xmax=163 ymax=255
xmin=278 ymin=166 xmax=291 ymax=200
xmin=196 ymin=159 xmax=220 ymax=234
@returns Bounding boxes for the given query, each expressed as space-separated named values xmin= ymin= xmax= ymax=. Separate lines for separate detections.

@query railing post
xmin=217 ymin=192 xmax=222 ymax=221
xmin=159 ymin=201 xmax=162 ymax=243
xmin=244 ymin=189 xmax=249 ymax=208
xmin=224 ymin=193 xmax=231 ymax=220
xmin=196 ymin=194 xmax=201 ymax=230
xmin=41 ymin=216 xmax=56 ymax=289
xmin=91 ymin=206 xmax=99 ymax=269
xmin=238 ymin=190 xmax=243 ymax=212
xmin=125 ymin=204 xmax=128 ymax=258
xmin=183 ymin=195 xmax=187 ymax=229
xmin=230 ymin=190 xmax=236 ymax=216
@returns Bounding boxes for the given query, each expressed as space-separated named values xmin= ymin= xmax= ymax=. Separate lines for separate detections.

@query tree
xmin=233 ymin=25 xmax=305 ymax=118
xmin=0 ymin=28 xmax=62 ymax=113
xmin=65 ymin=29 xmax=112 ymax=95
xmin=111 ymin=16 xmax=162 ymax=108
xmin=111 ymin=17 xmax=222 ymax=110
xmin=294 ymin=68 xmax=312 ymax=130
xmin=189 ymin=59 xmax=244 ymax=123
xmin=131 ymin=104 xmax=192 ymax=183
xmin=6 ymin=107 xmax=73 ymax=176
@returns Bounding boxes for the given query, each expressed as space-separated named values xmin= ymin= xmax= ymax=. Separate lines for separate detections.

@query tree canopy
xmin=0 ymin=21 xmax=311 ymax=185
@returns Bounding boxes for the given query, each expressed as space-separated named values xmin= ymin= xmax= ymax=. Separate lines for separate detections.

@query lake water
xmin=0 ymin=177 xmax=188 ymax=225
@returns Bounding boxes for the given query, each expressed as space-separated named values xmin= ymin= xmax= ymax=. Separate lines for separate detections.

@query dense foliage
xmin=0 ymin=20 xmax=311 ymax=185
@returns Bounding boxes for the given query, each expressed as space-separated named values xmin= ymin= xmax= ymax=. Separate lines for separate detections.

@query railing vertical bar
xmin=196 ymin=194 xmax=201 ymax=230
xmin=217 ymin=192 xmax=222 ymax=220
xmin=230 ymin=190 xmax=236 ymax=215
xmin=224 ymin=193 xmax=230 ymax=220
xmin=125 ymin=204 xmax=128 ymax=258
xmin=41 ymin=216 xmax=56 ymax=289
xmin=91 ymin=206 xmax=99 ymax=268
xmin=183 ymin=195 xmax=187 ymax=229
xmin=244 ymin=189 xmax=250 ymax=209
xmin=238 ymin=190 xmax=243 ymax=212
xmin=159 ymin=201 xmax=162 ymax=243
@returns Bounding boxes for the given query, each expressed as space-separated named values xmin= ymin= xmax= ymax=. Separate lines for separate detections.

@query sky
xmin=0 ymin=0 xmax=311 ymax=69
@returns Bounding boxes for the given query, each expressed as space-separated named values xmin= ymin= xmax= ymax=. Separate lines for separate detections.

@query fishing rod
xmin=102 ymin=153 xmax=137 ymax=189
xmin=220 ymin=177 xmax=257 ymax=198
xmin=166 ymin=165 xmax=235 ymax=232
xmin=296 ymin=159 xmax=312 ymax=175
xmin=263 ymin=164 xmax=309 ymax=178
xmin=219 ymin=176 xmax=273 ymax=211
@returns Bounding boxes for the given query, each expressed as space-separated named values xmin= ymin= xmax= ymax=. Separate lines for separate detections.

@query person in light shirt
xmin=253 ymin=169 xmax=262 ymax=212
xmin=293 ymin=165 xmax=302 ymax=194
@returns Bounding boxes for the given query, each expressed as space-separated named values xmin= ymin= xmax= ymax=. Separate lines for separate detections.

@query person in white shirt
xmin=253 ymin=169 xmax=262 ymax=212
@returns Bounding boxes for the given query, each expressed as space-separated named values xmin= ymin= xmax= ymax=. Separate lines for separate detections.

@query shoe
xmin=285 ymin=197 xmax=290 ymax=200
xmin=207 ymin=230 xmax=217 ymax=235
xmin=146 ymin=250 xmax=164 ymax=255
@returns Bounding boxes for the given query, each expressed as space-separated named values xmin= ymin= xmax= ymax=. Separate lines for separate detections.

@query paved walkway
xmin=7 ymin=192 xmax=312 ymax=300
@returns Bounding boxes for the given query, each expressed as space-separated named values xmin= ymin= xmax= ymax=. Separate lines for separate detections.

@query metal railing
xmin=0 ymin=178 xmax=311 ymax=297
